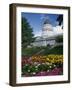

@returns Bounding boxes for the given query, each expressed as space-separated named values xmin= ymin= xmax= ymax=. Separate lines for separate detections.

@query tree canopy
xmin=55 ymin=35 xmax=63 ymax=43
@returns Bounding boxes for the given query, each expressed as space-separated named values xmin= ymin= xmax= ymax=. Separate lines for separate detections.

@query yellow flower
xmin=31 ymin=55 xmax=63 ymax=64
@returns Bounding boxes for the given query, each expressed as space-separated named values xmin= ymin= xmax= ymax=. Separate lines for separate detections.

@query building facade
xmin=31 ymin=17 xmax=63 ymax=47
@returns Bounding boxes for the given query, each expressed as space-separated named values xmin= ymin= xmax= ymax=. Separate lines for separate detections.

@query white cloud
xmin=53 ymin=26 xmax=63 ymax=35
xmin=33 ymin=30 xmax=42 ymax=37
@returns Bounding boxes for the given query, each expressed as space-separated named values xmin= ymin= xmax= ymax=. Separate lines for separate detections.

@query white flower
xmin=42 ymin=63 xmax=45 ymax=65
xmin=37 ymin=64 xmax=40 ymax=66
xmin=28 ymin=70 xmax=30 ymax=72
xmin=34 ymin=62 xmax=38 ymax=65
xmin=49 ymin=66 xmax=52 ymax=68
xmin=32 ymin=72 xmax=36 ymax=75
xmin=46 ymin=62 xmax=49 ymax=65
xmin=35 ymin=66 xmax=38 ymax=68
xmin=25 ymin=64 xmax=28 ymax=66
xmin=47 ymin=70 xmax=49 ymax=72
xmin=54 ymin=65 xmax=56 ymax=67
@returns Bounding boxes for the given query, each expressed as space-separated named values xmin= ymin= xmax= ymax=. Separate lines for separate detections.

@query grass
xmin=22 ymin=47 xmax=42 ymax=56
xmin=43 ymin=45 xmax=63 ymax=55
xmin=22 ymin=45 xmax=63 ymax=56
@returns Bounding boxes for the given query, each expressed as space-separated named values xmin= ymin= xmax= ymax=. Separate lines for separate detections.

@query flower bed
xmin=22 ymin=55 xmax=63 ymax=77
xmin=31 ymin=55 xmax=63 ymax=63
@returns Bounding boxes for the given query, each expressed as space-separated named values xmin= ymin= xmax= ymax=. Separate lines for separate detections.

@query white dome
xmin=42 ymin=23 xmax=53 ymax=37
xmin=42 ymin=24 xmax=53 ymax=31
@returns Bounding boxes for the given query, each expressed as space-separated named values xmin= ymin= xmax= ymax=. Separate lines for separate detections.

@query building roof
xmin=35 ymin=35 xmax=56 ymax=42
xmin=34 ymin=34 xmax=63 ymax=42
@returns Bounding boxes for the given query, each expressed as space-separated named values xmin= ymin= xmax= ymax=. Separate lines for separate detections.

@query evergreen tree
xmin=22 ymin=17 xmax=35 ymax=48
xmin=55 ymin=35 xmax=63 ymax=43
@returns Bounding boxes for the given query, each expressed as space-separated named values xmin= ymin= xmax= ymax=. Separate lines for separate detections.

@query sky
xmin=21 ymin=12 xmax=62 ymax=37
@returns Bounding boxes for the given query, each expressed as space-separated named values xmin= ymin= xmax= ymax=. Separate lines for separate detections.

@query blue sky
xmin=21 ymin=12 xmax=61 ymax=37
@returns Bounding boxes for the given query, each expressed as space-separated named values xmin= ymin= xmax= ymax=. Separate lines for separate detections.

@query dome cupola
xmin=43 ymin=18 xmax=51 ymax=25
xmin=42 ymin=17 xmax=53 ymax=37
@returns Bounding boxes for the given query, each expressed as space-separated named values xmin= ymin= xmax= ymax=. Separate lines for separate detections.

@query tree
xmin=57 ymin=15 xmax=63 ymax=25
xmin=55 ymin=35 xmax=63 ymax=43
xmin=22 ymin=17 xmax=35 ymax=48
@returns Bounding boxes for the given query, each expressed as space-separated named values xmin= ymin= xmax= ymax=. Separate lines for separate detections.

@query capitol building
xmin=31 ymin=17 xmax=63 ymax=47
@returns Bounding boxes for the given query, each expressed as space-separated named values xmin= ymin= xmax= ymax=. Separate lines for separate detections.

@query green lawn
xmin=43 ymin=45 xmax=63 ymax=55
xmin=22 ymin=45 xmax=63 ymax=56
xmin=22 ymin=47 xmax=42 ymax=56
